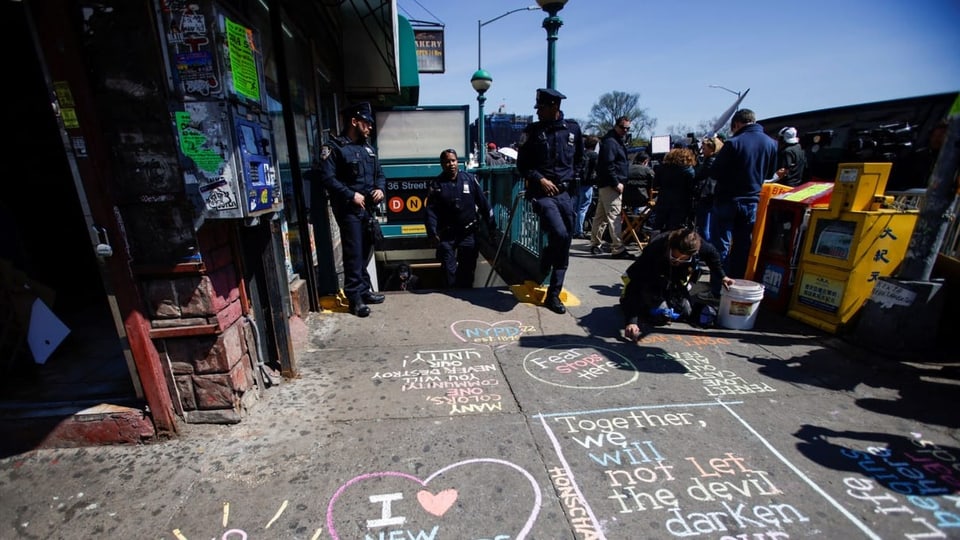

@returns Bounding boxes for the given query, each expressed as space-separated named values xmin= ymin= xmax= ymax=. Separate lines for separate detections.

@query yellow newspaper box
xmin=787 ymin=163 xmax=918 ymax=333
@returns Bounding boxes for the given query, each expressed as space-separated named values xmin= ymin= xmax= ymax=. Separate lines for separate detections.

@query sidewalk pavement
xmin=1 ymin=236 xmax=958 ymax=539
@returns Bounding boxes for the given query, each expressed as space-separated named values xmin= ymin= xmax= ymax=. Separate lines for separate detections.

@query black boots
xmin=362 ymin=291 xmax=385 ymax=304
xmin=349 ymin=290 xmax=384 ymax=317
xmin=349 ymin=302 xmax=371 ymax=317
xmin=543 ymin=294 xmax=566 ymax=314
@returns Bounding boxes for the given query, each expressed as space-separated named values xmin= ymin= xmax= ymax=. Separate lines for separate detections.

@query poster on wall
xmin=224 ymin=17 xmax=261 ymax=102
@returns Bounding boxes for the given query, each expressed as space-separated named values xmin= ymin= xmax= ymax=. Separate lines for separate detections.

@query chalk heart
xmin=417 ymin=488 xmax=457 ymax=516
xmin=450 ymin=319 xmax=522 ymax=342
xmin=326 ymin=458 xmax=542 ymax=540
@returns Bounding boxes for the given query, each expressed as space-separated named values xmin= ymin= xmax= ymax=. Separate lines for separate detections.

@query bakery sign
xmin=414 ymin=28 xmax=444 ymax=74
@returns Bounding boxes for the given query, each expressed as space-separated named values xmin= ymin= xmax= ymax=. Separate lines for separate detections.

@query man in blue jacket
xmin=707 ymin=109 xmax=777 ymax=297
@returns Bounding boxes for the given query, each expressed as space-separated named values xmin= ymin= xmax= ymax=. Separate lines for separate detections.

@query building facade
xmin=1 ymin=0 xmax=419 ymax=451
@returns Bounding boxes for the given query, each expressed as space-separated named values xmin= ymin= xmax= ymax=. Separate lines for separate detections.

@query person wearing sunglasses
xmin=620 ymin=228 xmax=734 ymax=340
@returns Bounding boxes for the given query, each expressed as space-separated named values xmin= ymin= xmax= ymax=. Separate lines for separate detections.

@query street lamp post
xmin=536 ymin=0 xmax=569 ymax=90
xmin=708 ymin=84 xmax=742 ymax=99
xmin=477 ymin=6 xmax=538 ymax=71
xmin=471 ymin=69 xmax=493 ymax=167
xmin=473 ymin=6 xmax=538 ymax=165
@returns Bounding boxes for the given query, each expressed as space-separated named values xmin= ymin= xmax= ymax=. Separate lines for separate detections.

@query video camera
xmin=846 ymin=122 xmax=916 ymax=161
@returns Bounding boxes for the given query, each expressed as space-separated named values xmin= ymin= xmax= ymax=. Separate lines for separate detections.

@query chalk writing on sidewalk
xmin=646 ymin=350 xmax=777 ymax=397
xmin=534 ymin=402 xmax=889 ymax=538
xmin=325 ymin=458 xmax=542 ymax=540
xmin=523 ymin=344 xmax=639 ymax=389
xmin=170 ymin=500 xmax=323 ymax=540
xmin=450 ymin=319 xmax=537 ymax=346
xmin=829 ymin=434 xmax=960 ymax=538
xmin=368 ymin=347 xmax=503 ymax=415
xmin=639 ymin=333 xmax=732 ymax=348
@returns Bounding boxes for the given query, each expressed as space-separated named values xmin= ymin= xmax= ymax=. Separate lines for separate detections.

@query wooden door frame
xmin=25 ymin=0 xmax=178 ymax=436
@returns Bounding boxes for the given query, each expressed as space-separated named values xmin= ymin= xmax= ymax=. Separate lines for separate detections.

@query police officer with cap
xmin=315 ymin=102 xmax=386 ymax=317
xmin=425 ymin=148 xmax=496 ymax=288
xmin=517 ymin=88 xmax=584 ymax=314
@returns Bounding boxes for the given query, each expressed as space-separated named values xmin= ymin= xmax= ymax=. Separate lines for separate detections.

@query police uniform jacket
xmin=596 ymin=128 xmax=629 ymax=189
xmin=317 ymin=134 xmax=386 ymax=214
xmin=517 ymin=114 xmax=584 ymax=200
xmin=425 ymin=171 xmax=493 ymax=241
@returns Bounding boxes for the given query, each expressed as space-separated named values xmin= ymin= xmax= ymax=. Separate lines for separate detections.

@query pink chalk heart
xmin=326 ymin=458 xmax=542 ymax=540
xmin=450 ymin=319 xmax=523 ymax=342
xmin=417 ymin=488 xmax=457 ymax=516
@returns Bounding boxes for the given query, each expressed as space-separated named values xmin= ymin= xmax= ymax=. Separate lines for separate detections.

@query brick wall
xmin=165 ymin=320 xmax=256 ymax=423
xmin=144 ymin=223 xmax=259 ymax=424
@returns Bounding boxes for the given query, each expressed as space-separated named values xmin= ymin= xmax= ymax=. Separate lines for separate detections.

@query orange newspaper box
xmin=745 ymin=182 xmax=793 ymax=281
xmin=754 ymin=182 xmax=835 ymax=313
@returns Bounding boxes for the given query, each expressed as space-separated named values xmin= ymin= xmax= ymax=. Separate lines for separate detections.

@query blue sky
xmin=398 ymin=0 xmax=960 ymax=137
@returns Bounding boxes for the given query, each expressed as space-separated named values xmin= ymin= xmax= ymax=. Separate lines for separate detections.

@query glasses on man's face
xmin=669 ymin=249 xmax=693 ymax=263
xmin=617 ymin=125 xmax=631 ymax=132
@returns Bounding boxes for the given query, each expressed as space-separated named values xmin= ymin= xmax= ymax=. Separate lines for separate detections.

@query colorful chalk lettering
xmin=450 ymin=319 xmax=536 ymax=345
xmin=522 ymin=344 xmax=640 ymax=389
xmin=325 ymin=459 xmax=542 ymax=540
xmin=532 ymin=401 xmax=900 ymax=538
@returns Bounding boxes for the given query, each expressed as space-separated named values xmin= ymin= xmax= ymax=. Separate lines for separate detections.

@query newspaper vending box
xmin=755 ymin=182 xmax=834 ymax=313
xmin=786 ymin=163 xmax=918 ymax=333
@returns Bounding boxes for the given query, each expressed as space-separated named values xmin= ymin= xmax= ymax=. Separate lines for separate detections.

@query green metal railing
xmin=473 ymin=165 xmax=545 ymax=282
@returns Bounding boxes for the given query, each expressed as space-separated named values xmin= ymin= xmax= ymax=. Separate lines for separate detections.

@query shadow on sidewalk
xmin=517 ymin=333 xmax=688 ymax=375
xmin=793 ymin=424 xmax=960 ymax=494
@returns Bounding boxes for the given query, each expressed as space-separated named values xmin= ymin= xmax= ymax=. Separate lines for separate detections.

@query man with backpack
xmin=573 ymin=135 xmax=599 ymax=239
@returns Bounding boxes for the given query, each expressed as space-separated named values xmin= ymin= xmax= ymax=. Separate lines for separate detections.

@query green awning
xmin=339 ymin=3 xmax=418 ymax=105
xmin=398 ymin=16 xmax=419 ymax=90
xmin=391 ymin=15 xmax=419 ymax=106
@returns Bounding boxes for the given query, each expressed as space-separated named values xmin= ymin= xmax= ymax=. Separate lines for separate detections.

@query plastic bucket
xmin=718 ymin=279 xmax=765 ymax=330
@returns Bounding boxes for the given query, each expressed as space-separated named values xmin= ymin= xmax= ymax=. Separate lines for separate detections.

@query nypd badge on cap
xmin=535 ymin=88 xmax=566 ymax=108
xmin=343 ymin=102 xmax=375 ymax=125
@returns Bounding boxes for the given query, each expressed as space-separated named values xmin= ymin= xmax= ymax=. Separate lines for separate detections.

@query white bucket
xmin=718 ymin=279 xmax=765 ymax=330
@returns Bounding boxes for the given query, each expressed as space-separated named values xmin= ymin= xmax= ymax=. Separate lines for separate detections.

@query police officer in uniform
xmin=316 ymin=102 xmax=386 ymax=317
xmin=517 ymin=88 xmax=584 ymax=314
xmin=425 ymin=148 xmax=495 ymax=288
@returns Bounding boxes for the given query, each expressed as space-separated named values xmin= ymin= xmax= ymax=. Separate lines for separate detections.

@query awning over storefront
xmin=397 ymin=17 xmax=419 ymax=92
xmin=339 ymin=0 xmax=418 ymax=105
xmin=389 ymin=15 xmax=420 ymax=106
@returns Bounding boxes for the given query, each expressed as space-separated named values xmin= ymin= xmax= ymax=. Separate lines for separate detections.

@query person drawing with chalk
xmin=620 ymin=228 xmax=733 ymax=341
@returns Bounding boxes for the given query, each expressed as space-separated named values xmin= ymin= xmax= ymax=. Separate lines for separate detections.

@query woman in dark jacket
xmin=652 ymin=147 xmax=698 ymax=231
xmin=694 ymin=136 xmax=723 ymax=242
xmin=620 ymin=228 xmax=734 ymax=340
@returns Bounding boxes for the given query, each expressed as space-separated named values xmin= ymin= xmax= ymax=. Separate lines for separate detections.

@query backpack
xmin=582 ymin=150 xmax=599 ymax=186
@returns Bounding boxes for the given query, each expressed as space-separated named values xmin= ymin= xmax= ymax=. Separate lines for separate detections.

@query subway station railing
xmin=473 ymin=165 xmax=545 ymax=282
